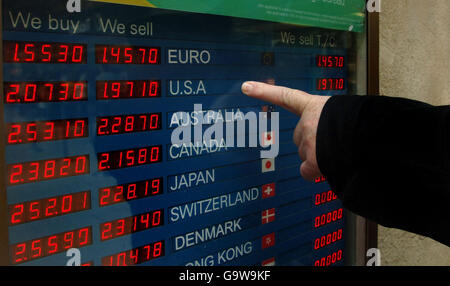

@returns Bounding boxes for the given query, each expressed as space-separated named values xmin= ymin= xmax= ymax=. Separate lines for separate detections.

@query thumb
xmin=242 ymin=81 xmax=313 ymax=116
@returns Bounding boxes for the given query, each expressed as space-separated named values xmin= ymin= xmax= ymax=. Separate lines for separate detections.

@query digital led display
xmin=316 ymin=55 xmax=345 ymax=68
xmin=96 ymin=80 xmax=161 ymax=100
xmin=99 ymin=178 xmax=163 ymax=207
xmin=97 ymin=146 xmax=162 ymax=171
xmin=97 ymin=113 xmax=161 ymax=136
xmin=7 ymin=155 xmax=89 ymax=185
xmin=6 ymin=118 xmax=88 ymax=144
xmin=4 ymin=41 xmax=87 ymax=64
xmin=9 ymin=191 xmax=91 ymax=225
xmin=0 ymin=0 xmax=356 ymax=266
xmin=316 ymin=78 xmax=346 ymax=91
xmin=95 ymin=45 xmax=161 ymax=64
xmin=4 ymin=82 xmax=87 ymax=104
xmin=314 ymin=209 xmax=344 ymax=228
xmin=99 ymin=209 xmax=164 ymax=241
xmin=101 ymin=240 xmax=165 ymax=266
xmin=10 ymin=227 xmax=92 ymax=264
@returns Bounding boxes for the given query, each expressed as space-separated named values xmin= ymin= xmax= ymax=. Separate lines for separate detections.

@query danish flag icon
xmin=262 ymin=257 xmax=276 ymax=266
xmin=262 ymin=233 xmax=275 ymax=249
xmin=262 ymin=183 xmax=275 ymax=199
xmin=261 ymin=208 xmax=276 ymax=224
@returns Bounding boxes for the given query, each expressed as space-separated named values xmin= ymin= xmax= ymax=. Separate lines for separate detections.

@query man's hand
xmin=241 ymin=81 xmax=330 ymax=181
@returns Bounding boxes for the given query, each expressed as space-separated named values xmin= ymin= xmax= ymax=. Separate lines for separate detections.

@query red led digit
xmin=124 ymin=116 xmax=134 ymax=132
xmin=7 ymin=124 xmax=21 ymax=144
xmin=137 ymin=48 xmax=145 ymax=63
xmin=45 ymin=198 xmax=57 ymax=217
xmin=58 ymin=45 xmax=69 ymax=62
xmin=29 ymin=202 xmax=40 ymax=220
xmin=150 ymin=146 xmax=160 ymax=162
xmin=129 ymin=248 xmax=139 ymax=265
xmin=5 ymin=84 xmax=20 ymax=103
xmin=61 ymin=195 xmax=72 ymax=213
xmin=41 ymin=44 xmax=51 ymax=62
xmin=152 ymin=210 xmax=161 ymax=226
xmin=10 ymin=204 xmax=24 ymax=224
xmin=121 ymin=150 xmax=133 ymax=166
xmin=99 ymin=188 xmax=111 ymax=206
xmin=127 ymin=184 xmax=137 ymax=200
xmin=114 ymin=186 xmax=124 ymax=203
xmin=116 ymin=219 xmax=126 ymax=236
xmin=30 ymin=240 xmax=42 ymax=258
xmin=24 ymin=44 xmax=35 ymax=62
xmin=24 ymin=84 xmax=37 ymax=102
xmin=12 ymin=43 xmax=20 ymax=62
xmin=78 ymin=228 xmax=90 ymax=246
xmin=126 ymin=81 xmax=134 ymax=97
xmin=47 ymin=236 xmax=58 ymax=254
xmin=9 ymin=164 xmax=23 ymax=184
xmin=151 ymin=179 xmax=161 ymax=194
xmin=98 ymin=153 xmax=110 ymax=171
xmin=72 ymin=45 xmax=84 ymax=63
xmin=43 ymin=160 xmax=56 ymax=178
xmin=111 ymin=47 xmax=120 ymax=63
xmin=124 ymin=48 xmax=133 ymax=63
xmin=101 ymin=223 xmax=112 ymax=240
xmin=111 ymin=117 xmax=121 ymax=133
xmin=63 ymin=232 xmax=74 ymax=249
xmin=153 ymin=241 xmax=163 ymax=258
xmin=75 ymin=156 xmax=87 ymax=174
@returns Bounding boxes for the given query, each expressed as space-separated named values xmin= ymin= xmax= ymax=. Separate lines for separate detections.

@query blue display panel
xmin=1 ymin=0 xmax=356 ymax=266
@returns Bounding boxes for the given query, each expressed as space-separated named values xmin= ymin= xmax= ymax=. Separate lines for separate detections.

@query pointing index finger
xmin=241 ymin=81 xmax=312 ymax=116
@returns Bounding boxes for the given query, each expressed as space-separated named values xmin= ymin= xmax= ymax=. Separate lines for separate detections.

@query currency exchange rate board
xmin=1 ymin=0 xmax=353 ymax=266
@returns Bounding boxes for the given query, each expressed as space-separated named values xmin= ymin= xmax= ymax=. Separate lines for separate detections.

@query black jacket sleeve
xmin=316 ymin=95 xmax=450 ymax=246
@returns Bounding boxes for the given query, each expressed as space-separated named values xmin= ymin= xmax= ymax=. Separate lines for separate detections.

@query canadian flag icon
xmin=262 ymin=158 xmax=275 ymax=173
xmin=262 ymin=183 xmax=275 ymax=199
xmin=262 ymin=257 xmax=276 ymax=266
xmin=262 ymin=233 xmax=275 ymax=249
xmin=261 ymin=131 xmax=274 ymax=147
xmin=261 ymin=208 xmax=276 ymax=224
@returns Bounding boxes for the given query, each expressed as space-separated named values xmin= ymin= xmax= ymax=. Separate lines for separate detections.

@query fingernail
xmin=242 ymin=82 xmax=253 ymax=94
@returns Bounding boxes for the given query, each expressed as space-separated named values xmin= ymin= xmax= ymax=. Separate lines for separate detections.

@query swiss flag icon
xmin=261 ymin=131 xmax=274 ymax=147
xmin=261 ymin=208 xmax=276 ymax=224
xmin=262 ymin=233 xmax=275 ymax=249
xmin=262 ymin=183 xmax=275 ymax=199
xmin=262 ymin=158 xmax=275 ymax=173
xmin=262 ymin=257 xmax=276 ymax=266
